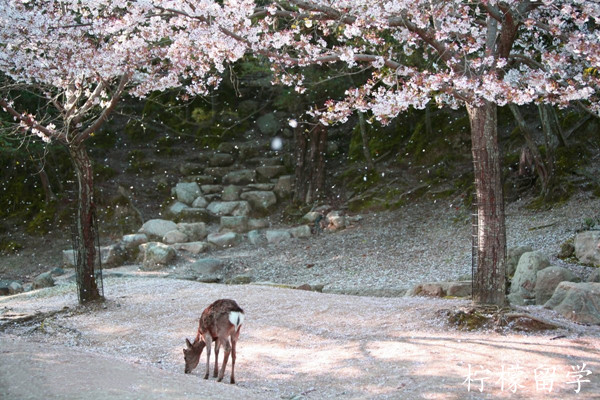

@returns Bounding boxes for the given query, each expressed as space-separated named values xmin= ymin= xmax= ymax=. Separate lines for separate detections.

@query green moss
xmin=0 ymin=240 xmax=23 ymax=254
xmin=26 ymin=203 xmax=57 ymax=235
xmin=93 ymin=163 xmax=117 ymax=182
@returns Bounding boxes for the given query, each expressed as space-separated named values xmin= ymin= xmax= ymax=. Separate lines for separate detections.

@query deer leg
xmin=230 ymin=332 xmax=238 ymax=384
xmin=217 ymin=339 xmax=231 ymax=382
xmin=213 ymin=339 xmax=220 ymax=378
xmin=203 ymin=335 xmax=212 ymax=380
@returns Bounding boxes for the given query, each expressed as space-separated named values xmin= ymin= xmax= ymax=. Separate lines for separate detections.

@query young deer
xmin=183 ymin=299 xmax=244 ymax=384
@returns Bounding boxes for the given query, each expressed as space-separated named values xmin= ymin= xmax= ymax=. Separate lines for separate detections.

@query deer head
xmin=183 ymin=338 xmax=205 ymax=374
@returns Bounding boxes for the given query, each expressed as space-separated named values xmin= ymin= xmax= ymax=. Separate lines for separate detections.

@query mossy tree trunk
xmin=467 ymin=101 xmax=507 ymax=306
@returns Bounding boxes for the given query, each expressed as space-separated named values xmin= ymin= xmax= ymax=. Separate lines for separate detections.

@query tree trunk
xmin=293 ymin=123 xmax=327 ymax=204
xmin=467 ymin=101 xmax=507 ymax=306
xmin=69 ymin=142 xmax=101 ymax=303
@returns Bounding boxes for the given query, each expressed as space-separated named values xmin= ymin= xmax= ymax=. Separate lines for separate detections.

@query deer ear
xmin=185 ymin=338 xmax=193 ymax=348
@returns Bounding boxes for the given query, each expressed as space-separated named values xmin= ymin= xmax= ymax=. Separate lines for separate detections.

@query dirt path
xmin=1 ymin=278 xmax=599 ymax=400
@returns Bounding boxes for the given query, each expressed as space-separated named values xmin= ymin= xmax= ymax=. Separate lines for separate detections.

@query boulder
xmin=446 ymin=281 xmax=472 ymax=298
xmin=289 ymin=225 xmax=312 ymax=238
xmin=222 ymin=185 xmax=242 ymax=201
xmin=209 ymin=153 xmax=234 ymax=167
xmin=207 ymin=232 xmax=243 ymax=248
xmin=103 ymin=243 xmax=128 ymax=268
xmin=191 ymin=196 xmax=209 ymax=209
xmin=163 ymin=230 xmax=189 ymax=244
xmin=240 ymin=191 xmax=277 ymax=214
xmin=223 ymin=169 xmax=256 ymax=185
xmin=575 ymin=231 xmax=600 ymax=266
xmin=256 ymin=165 xmax=287 ymax=181
xmin=274 ymin=175 xmax=294 ymax=199
xmin=166 ymin=201 xmax=190 ymax=218
xmin=173 ymin=241 xmax=212 ymax=254
xmin=508 ymin=251 xmax=550 ymax=305
xmin=207 ymin=201 xmax=251 ymax=217
xmin=220 ymin=216 xmax=249 ymax=233
xmin=535 ymin=266 xmax=580 ymax=305
xmin=326 ymin=211 xmax=346 ymax=231
xmin=256 ymin=112 xmax=281 ymax=135
xmin=588 ymin=269 xmax=600 ymax=283
xmin=201 ymin=184 xmax=223 ymax=195
xmin=8 ymin=281 xmax=23 ymax=295
xmin=266 ymin=230 xmax=291 ymax=244
xmin=121 ymin=233 xmax=148 ymax=250
xmin=139 ymin=219 xmax=178 ymax=240
xmin=140 ymin=242 xmax=176 ymax=270
xmin=176 ymin=222 xmax=208 ymax=241
xmin=506 ymin=246 xmax=533 ymax=278
xmin=190 ymin=258 xmax=225 ymax=283
xmin=175 ymin=182 xmax=202 ymax=205
xmin=544 ymin=282 xmax=600 ymax=325
xmin=248 ymin=230 xmax=267 ymax=246
xmin=33 ymin=272 xmax=55 ymax=290
xmin=302 ymin=211 xmax=322 ymax=223
xmin=248 ymin=218 xmax=269 ymax=230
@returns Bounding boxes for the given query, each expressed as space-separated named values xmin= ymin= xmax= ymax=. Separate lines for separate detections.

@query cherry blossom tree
xmin=0 ymin=0 xmax=250 ymax=302
xmin=231 ymin=0 xmax=599 ymax=305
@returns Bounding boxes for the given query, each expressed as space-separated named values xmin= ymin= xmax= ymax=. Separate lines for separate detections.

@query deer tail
xmin=229 ymin=311 xmax=245 ymax=332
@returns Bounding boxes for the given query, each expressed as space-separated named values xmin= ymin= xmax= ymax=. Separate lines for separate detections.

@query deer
xmin=183 ymin=299 xmax=244 ymax=384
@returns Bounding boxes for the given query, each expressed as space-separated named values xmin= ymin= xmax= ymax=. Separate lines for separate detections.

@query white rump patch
xmin=229 ymin=311 xmax=245 ymax=330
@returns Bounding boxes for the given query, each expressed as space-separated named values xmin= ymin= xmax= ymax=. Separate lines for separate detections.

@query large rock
xmin=190 ymin=258 xmax=225 ymax=283
xmin=140 ymin=242 xmax=176 ymax=270
xmin=207 ymin=232 xmax=243 ymax=248
xmin=166 ymin=201 xmax=190 ymax=218
xmin=266 ymin=230 xmax=291 ymax=244
xmin=508 ymin=251 xmax=550 ymax=305
xmin=121 ymin=233 xmax=148 ymax=250
xmin=544 ymin=282 xmax=600 ymax=325
xmin=240 ymin=191 xmax=277 ymax=214
xmin=220 ymin=216 xmax=249 ymax=233
xmin=588 ymin=269 xmax=600 ymax=283
xmin=8 ymin=281 xmax=23 ymax=295
xmin=256 ymin=165 xmax=286 ymax=181
xmin=575 ymin=231 xmax=600 ymax=266
xmin=248 ymin=230 xmax=267 ymax=246
xmin=223 ymin=169 xmax=256 ymax=185
xmin=209 ymin=153 xmax=235 ymax=167
xmin=326 ymin=211 xmax=346 ymax=231
xmin=139 ymin=219 xmax=178 ymax=240
xmin=175 ymin=182 xmax=202 ymax=205
xmin=222 ymin=185 xmax=242 ymax=201
xmin=506 ymin=246 xmax=533 ymax=278
xmin=535 ymin=266 xmax=580 ymax=305
xmin=173 ymin=241 xmax=212 ymax=254
xmin=274 ymin=175 xmax=294 ymax=199
xmin=207 ymin=201 xmax=251 ymax=217
xmin=33 ymin=272 xmax=55 ymax=290
xmin=289 ymin=225 xmax=312 ymax=238
xmin=176 ymin=222 xmax=208 ymax=241
xmin=191 ymin=196 xmax=209 ymax=209
xmin=256 ymin=112 xmax=281 ymax=135
xmin=163 ymin=230 xmax=189 ymax=244
xmin=103 ymin=244 xmax=128 ymax=268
